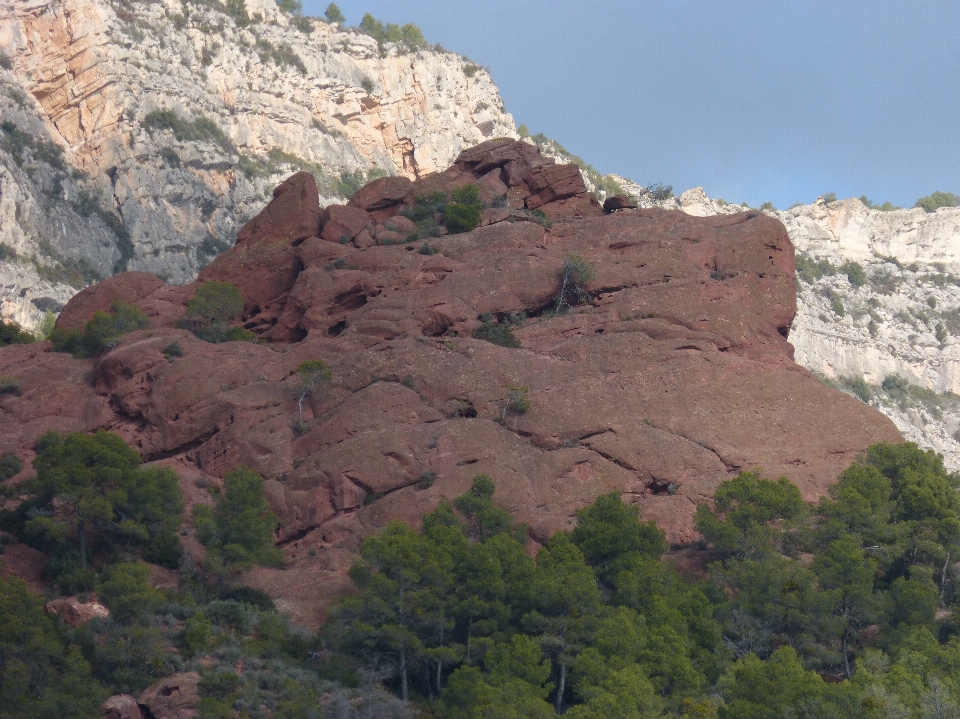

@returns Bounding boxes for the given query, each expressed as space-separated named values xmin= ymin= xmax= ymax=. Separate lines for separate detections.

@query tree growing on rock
xmin=324 ymin=2 xmax=345 ymax=23
xmin=294 ymin=360 xmax=332 ymax=426
xmin=555 ymin=255 xmax=594 ymax=313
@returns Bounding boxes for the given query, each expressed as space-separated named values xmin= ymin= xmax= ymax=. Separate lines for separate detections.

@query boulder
xmin=45 ymin=596 xmax=110 ymax=625
xmin=604 ymin=195 xmax=639 ymax=212
xmin=236 ymin=171 xmax=321 ymax=247
xmin=320 ymin=205 xmax=373 ymax=244
xmin=455 ymin=138 xmax=541 ymax=174
xmin=198 ymin=171 xmax=321 ymax=315
xmin=56 ymin=272 xmax=165 ymax=331
xmin=138 ymin=673 xmax=201 ymax=719
xmin=524 ymin=163 xmax=589 ymax=208
xmin=101 ymin=695 xmax=145 ymax=719
xmin=347 ymin=176 xmax=412 ymax=213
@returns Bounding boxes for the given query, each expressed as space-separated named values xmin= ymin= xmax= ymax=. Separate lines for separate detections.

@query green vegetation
xmin=253 ymin=37 xmax=306 ymax=74
xmin=1 ymin=430 xmax=183 ymax=591
xmin=795 ymin=253 xmax=836 ymax=284
xmin=142 ymin=110 xmax=234 ymax=154
xmin=50 ymin=301 xmax=150 ymax=357
xmin=359 ymin=13 xmax=427 ymax=52
xmin=397 ymin=183 xmax=490 ymax=239
xmin=179 ymin=281 xmax=256 ymax=343
xmin=193 ymin=466 xmax=282 ymax=569
xmin=324 ymin=2 xmax=345 ymax=23
xmin=295 ymin=359 xmax=332 ymax=425
xmin=840 ymin=260 xmax=866 ymax=288
xmin=0 ymin=319 xmax=35 ymax=346
xmin=329 ymin=442 xmax=960 ymax=716
xmin=860 ymin=195 xmax=902 ymax=211
xmin=336 ymin=166 xmax=388 ymax=198
xmin=0 ymin=575 xmax=108 ymax=717
xmin=472 ymin=318 xmax=522 ymax=348
xmin=915 ymin=191 xmax=960 ymax=213
xmin=555 ymin=254 xmax=595 ymax=313
xmin=444 ymin=183 xmax=483 ymax=233
xmin=0 ymin=452 xmax=23 ymax=482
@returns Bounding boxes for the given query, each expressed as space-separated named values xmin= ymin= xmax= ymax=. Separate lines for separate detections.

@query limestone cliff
xmin=0 ymin=0 xmax=516 ymax=329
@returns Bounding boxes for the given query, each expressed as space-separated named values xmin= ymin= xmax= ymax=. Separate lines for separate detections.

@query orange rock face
xmin=0 ymin=141 xmax=901 ymax=624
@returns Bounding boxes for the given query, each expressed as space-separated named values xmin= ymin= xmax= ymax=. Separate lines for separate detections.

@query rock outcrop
xmin=0 ymin=142 xmax=902 ymax=623
xmin=45 ymin=595 xmax=111 ymax=625
xmin=0 ymin=0 xmax=517 ymax=329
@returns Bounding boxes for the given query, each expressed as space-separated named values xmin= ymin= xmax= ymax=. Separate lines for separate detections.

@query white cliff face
xmin=0 ymin=0 xmax=516 ymax=328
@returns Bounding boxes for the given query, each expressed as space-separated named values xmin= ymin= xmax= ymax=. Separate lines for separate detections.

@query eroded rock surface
xmin=0 ymin=142 xmax=902 ymax=623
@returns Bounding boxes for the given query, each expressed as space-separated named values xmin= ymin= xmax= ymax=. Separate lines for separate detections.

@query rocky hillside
xmin=620 ymin=182 xmax=960 ymax=468
xmin=0 ymin=0 xmax=516 ymax=329
xmin=0 ymin=140 xmax=901 ymax=621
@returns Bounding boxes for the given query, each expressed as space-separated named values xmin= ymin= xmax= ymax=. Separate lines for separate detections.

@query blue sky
xmin=301 ymin=1 xmax=960 ymax=209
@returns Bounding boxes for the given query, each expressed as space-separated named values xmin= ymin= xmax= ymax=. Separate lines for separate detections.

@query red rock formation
xmin=138 ymin=673 xmax=200 ymax=719
xmin=45 ymin=595 xmax=111 ymax=625
xmin=0 ymin=140 xmax=902 ymax=625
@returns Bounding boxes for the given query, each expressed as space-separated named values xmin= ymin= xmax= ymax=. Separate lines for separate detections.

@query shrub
xmin=0 ymin=319 xmax=34 ymax=346
xmin=444 ymin=183 xmax=482 ymax=234
xmin=417 ymin=471 xmax=436 ymax=490
xmin=472 ymin=320 xmax=521 ymax=348
xmin=50 ymin=302 xmax=150 ymax=357
xmin=360 ymin=76 xmax=374 ymax=94
xmin=359 ymin=13 xmax=426 ymax=51
xmin=98 ymin=562 xmax=162 ymax=621
xmin=180 ymin=281 xmax=255 ymax=343
xmin=841 ymin=261 xmax=866 ymax=288
xmin=0 ymin=376 xmax=24 ymax=395
xmin=163 ymin=341 xmax=184 ymax=357
xmin=142 ymin=110 xmax=234 ymax=154
xmin=555 ymin=254 xmax=595 ymax=312
xmin=794 ymin=254 xmax=835 ymax=284
xmin=463 ymin=63 xmax=479 ymax=77
xmin=500 ymin=385 xmax=530 ymax=422
xmin=915 ymin=191 xmax=959 ymax=213
xmin=0 ymin=452 xmax=23 ymax=481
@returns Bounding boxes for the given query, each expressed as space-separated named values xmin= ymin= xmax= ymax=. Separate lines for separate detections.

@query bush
xmin=0 ymin=452 xmax=23 ymax=481
xmin=50 ymin=302 xmax=150 ymax=357
xmin=794 ymin=254 xmax=836 ymax=284
xmin=0 ymin=319 xmax=34 ymax=346
xmin=841 ymin=261 xmax=866 ymax=288
xmin=472 ymin=320 xmax=521 ymax=348
xmin=163 ymin=341 xmax=184 ymax=357
xmin=914 ymin=191 xmax=959 ymax=213
xmin=142 ymin=110 xmax=234 ymax=154
xmin=359 ymin=13 xmax=426 ymax=51
xmin=555 ymin=254 xmax=595 ymax=312
xmin=444 ymin=183 xmax=482 ymax=234
xmin=180 ymin=282 xmax=255 ymax=343
xmin=0 ymin=376 xmax=24 ymax=395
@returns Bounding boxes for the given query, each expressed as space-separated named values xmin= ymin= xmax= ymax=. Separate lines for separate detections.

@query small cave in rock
xmin=649 ymin=479 xmax=679 ymax=496
xmin=327 ymin=320 xmax=347 ymax=337
xmin=331 ymin=288 xmax=368 ymax=313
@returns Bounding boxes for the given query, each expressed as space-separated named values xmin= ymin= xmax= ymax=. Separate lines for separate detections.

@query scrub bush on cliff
xmin=50 ymin=301 xmax=150 ymax=357
xmin=180 ymin=281 xmax=256 ymax=343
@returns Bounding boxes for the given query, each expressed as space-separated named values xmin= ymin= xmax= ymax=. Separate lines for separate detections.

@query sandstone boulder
xmin=604 ymin=195 xmax=639 ymax=212
xmin=320 ymin=205 xmax=373 ymax=244
xmin=138 ymin=673 xmax=201 ymax=719
xmin=45 ymin=595 xmax=110 ymax=625
xmin=347 ymin=176 xmax=413 ymax=214
xmin=56 ymin=272 xmax=165 ymax=331
xmin=101 ymin=695 xmax=145 ymax=719
xmin=235 ymin=171 xmax=321 ymax=247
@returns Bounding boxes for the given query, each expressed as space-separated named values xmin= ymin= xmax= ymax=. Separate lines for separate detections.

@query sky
xmin=300 ymin=0 xmax=960 ymax=210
